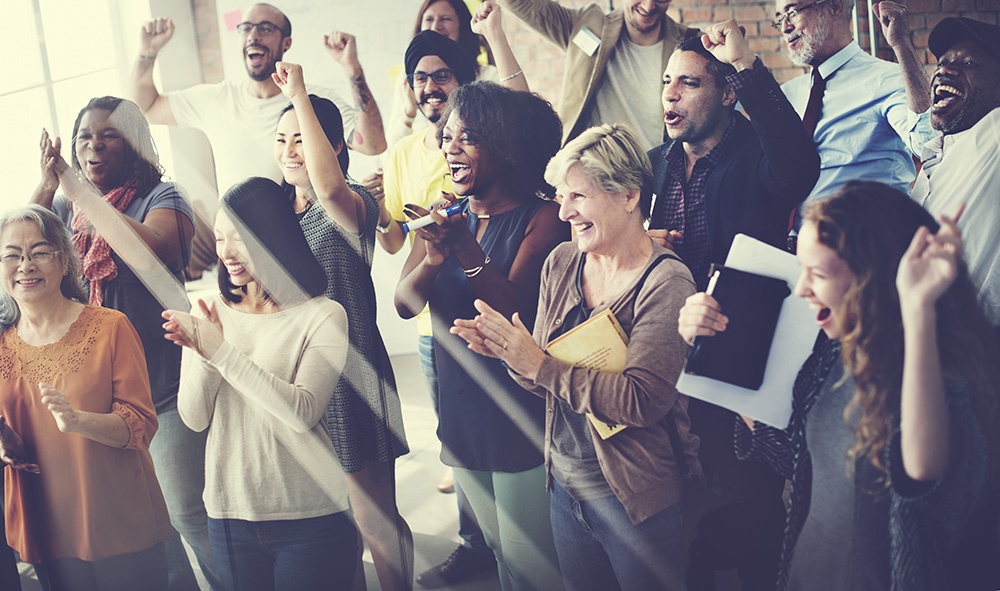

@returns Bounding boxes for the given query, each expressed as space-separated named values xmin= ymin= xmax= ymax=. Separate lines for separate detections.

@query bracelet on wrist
xmin=463 ymin=256 xmax=490 ymax=278
xmin=139 ymin=53 xmax=157 ymax=61
xmin=499 ymin=69 xmax=523 ymax=83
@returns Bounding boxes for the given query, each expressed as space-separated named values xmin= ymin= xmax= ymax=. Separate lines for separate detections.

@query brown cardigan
xmin=511 ymin=241 xmax=702 ymax=524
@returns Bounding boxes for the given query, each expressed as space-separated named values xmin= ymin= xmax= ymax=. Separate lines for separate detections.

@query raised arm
xmin=472 ymin=1 xmax=529 ymax=92
xmin=498 ymin=0 xmax=580 ymax=49
xmin=873 ymin=1 xmax=931 ymax=114
xmin=130 ymin=18 xmax=178 ymax=125
xmin=274 ymin=61 xmax=366 ymax=234
xmin=895 ymin=208 xmax=964 ymax=481
xmin=324 ymin=32 xmax=387 ymax=155
xmin=702 ymin=19 xmax=820 ymax=208
xmin=44 ymin=151 xmax=194 ymax=268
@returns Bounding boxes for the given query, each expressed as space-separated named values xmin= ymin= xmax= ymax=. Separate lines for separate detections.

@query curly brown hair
xmin=803 ymin=181 xmax=997 ymax=484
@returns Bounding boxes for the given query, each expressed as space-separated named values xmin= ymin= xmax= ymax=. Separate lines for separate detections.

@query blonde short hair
xmin=544 ymin=123 xmax=653 ymax=219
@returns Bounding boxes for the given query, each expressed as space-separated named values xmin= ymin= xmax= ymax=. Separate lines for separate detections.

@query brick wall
xmin=191 ymin=0 xmax=224 ymax=83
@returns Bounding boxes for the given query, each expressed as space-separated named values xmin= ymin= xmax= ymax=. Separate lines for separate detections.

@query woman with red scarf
xmin=29 ymin=97 xmax=221 ymax=591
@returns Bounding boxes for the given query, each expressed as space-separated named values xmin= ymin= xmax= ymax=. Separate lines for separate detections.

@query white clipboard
xmin=675 ymin=234 xmax=819 ymax=429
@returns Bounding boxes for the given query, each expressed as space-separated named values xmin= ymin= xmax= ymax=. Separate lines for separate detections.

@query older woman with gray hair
xmin=0 ymin=205 xmax=171 ymax=590
xmin=452 ymin=123 xmax=701 ymax=591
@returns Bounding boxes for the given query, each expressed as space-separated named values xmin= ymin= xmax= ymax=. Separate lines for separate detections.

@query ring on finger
xmin=502 ymin=339 xmax=508 ymax=350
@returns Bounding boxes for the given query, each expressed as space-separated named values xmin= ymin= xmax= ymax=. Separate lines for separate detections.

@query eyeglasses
xmin=236 ymin=21 xmax=286 ymax=36
xmin=771 ymin=0 xmax=829 ymax=30
xmin=1 ymin=250 xmax=61 ymax=267
xmin=408 ymin=68 xmax=455 ymax=88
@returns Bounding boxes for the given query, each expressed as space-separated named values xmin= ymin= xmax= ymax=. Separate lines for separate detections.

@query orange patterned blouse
xmin=0 ymin=305 xmax=170 ymax=563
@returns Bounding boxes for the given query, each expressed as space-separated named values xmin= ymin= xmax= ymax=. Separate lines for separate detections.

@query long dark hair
xmin=217 ymin=177 xmax=326 ymax=306
xmin=0 ymin=206 xmax=88 ymax=329
xmin=411 ymin=0 xmax=491 ymax=67
xmin=804 ymin=181 xmax=998 ymax=482
xmin=71 ymin=96 xmax=164 ymax=196
xmin=437 ymin=81 xmax=562 ymax=199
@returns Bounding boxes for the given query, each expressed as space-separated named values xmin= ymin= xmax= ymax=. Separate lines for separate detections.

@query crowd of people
xmin=1 ymin=1 xmax=998 ymax=590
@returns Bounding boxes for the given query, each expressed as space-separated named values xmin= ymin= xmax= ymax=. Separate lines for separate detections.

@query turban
xmin=404 ymin=30 xmax=477 ymax=87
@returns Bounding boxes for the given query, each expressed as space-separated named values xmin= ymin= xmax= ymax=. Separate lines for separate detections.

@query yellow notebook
xmin=545 ymin=309 xmax=630 ymax=439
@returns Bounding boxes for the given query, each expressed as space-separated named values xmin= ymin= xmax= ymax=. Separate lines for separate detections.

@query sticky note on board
xmin=572 ymin=27 xmax=601 ymax=57
xmin=224 ymin=10 xmax=243 ymax=32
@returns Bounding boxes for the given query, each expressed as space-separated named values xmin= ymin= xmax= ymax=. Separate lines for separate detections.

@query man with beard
xmin=914 ymin=18 xmax=1000 ymax=327
xmin=499 ymin=0 xmax=697 ymax=149
xmin=130 ymin=3 xmax=386 ymax=198
xmin=649 ymin=23 xmax=818 ymax=591
xmin=376 ymin=31 xmax=499 ymax=589
xmin=777 ymin=0 xmax=933 ymax=228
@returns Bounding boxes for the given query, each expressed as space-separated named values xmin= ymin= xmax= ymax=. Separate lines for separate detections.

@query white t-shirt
xmin=915 ymin=107 xmax=1000 ymax=325
xmin=169 ymin=79 xmax=355 ymax=197
xmin=586 ymin=37 xmax=664 ymax=151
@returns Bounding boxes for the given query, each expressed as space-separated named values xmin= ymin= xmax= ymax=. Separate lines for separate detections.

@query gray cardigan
xmin=512 ymin=241 xmax=702 ymax=524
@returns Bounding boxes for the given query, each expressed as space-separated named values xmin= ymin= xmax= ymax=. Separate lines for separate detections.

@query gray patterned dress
xmin=296 ymin=181 xmax=408 ymax=472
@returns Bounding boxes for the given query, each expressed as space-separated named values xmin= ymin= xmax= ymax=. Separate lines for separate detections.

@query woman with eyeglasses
xmin=271 ymin=62 xmax=414 ymax=591
xmin=395 ymin=81 xmax=569 ymax=591
xmin=163 ymin=177 xmax=355 ymax=591
xmin=679 ymin=181 xmax=998 ymax=590
xmin=29 ymin=96 xmax=223 ymax=591
xmin=0 ymin=204 xmax=171 ymax=591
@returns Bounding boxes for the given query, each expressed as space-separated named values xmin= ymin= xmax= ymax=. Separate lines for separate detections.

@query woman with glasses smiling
xmin=0 ymin=205 xmax=171 ymax=591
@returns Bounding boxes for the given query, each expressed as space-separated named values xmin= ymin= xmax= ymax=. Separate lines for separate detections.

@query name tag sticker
xmin=573 ymin=27 xmax=601 ymax=57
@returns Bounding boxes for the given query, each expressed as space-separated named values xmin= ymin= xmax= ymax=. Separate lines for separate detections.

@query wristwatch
xmin=376 ymin=220 xmax=394 ymax=234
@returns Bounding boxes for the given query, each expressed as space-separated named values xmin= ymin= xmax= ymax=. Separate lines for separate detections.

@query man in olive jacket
xmin=501 ymin=0 xmax=696 ymax=148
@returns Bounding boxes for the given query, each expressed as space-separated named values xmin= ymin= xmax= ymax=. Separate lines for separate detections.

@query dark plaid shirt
xmin=658 ymin=117 xmax=737 ymax=290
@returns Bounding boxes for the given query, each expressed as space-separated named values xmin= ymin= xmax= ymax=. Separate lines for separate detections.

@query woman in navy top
xmin=396 ymin=81 xmax=569 ymax=591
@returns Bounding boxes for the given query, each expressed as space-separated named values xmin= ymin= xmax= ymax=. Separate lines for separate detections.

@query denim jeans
xmin=549 ymin=479 xmax=685 ymax=591
xmin=148 ymin=407 xmax=223 ymax=590
xmin=207 ymin=513 xmax=357 ymax=591
xmin=454 ymin=465 xmax=564 ymax=591
xmin=418 ymin=334 xmax=491 ymax=557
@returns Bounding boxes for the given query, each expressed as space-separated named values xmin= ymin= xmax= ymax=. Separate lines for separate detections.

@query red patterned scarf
xmin=71 ymin=181 xmax=139 ymax=306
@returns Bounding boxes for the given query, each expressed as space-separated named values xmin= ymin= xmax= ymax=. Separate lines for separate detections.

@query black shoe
xmin=416 ymin=545 xmax=496 ymax=588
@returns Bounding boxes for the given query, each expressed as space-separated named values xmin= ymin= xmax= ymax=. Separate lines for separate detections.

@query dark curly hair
xmin=803 ymin=181 xmax=998 ymax=485
xmin=436 ymin=81 xmax=562 ymax=199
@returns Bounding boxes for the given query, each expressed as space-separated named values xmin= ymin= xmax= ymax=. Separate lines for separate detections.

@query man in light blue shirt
xmin=775 ymin=0 xmax=933 ymax=226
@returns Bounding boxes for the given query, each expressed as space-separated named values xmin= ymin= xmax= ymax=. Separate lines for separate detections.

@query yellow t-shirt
xmin=383 ymin=131 xmax=451 ymax=336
